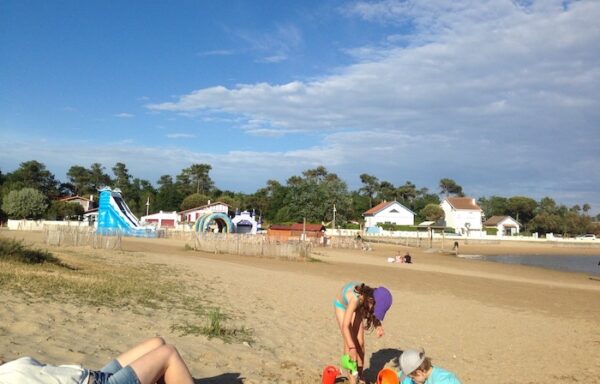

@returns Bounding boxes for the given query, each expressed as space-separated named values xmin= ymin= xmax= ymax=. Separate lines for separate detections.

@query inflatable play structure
xmin=193 ymin=212 xmax=234 ymax=233
xmin=193 ymin=209 xmax=260 ymax=234
xmin=96 ymin=187 xmax=156 ymax=237
xmin=231 ymin=210 xmax=260 ymax=234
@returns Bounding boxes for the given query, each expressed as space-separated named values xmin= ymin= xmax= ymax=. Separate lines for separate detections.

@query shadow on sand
xmin=363 ymin=348 xmax=401 ymax=383
xmin=194 ymin=372 xmax=244 ymax=384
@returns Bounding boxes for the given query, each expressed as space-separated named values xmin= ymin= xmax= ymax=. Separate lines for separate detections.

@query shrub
xmin=0 ymin=238 xmax=59 ymax=264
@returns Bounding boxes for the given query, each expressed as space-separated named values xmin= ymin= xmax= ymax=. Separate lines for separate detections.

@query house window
xmin=389 ymin=209 xmax=399 ymax=213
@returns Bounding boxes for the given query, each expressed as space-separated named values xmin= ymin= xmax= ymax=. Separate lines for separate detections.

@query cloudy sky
xmin=1 ymin=1 xmax=599 ymax=212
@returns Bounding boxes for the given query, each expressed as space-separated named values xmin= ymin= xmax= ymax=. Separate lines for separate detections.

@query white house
xmin=363 ymin=200 xmax=415 ymax=228
xmin=140 ymin=211 xmax=179 ymax=228
xmin=179 ymin=201 xmax=230 ymax=223
xmin=484 ymin=215 xmax=521 ymax=236
xmin=441 ymin=197 xmax=483 ymax=234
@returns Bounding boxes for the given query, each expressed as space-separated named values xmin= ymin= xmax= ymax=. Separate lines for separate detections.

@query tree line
xmin=0 ymin=160 xmax=597 ymax=236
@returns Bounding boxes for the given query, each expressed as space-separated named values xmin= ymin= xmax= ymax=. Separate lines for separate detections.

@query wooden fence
xmin=44 ymin=227 xmax=122 ymax=250
xmin=191 ymin=232 xmax=312 ymax=260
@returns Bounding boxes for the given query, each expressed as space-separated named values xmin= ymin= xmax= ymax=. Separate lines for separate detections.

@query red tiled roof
xmin=445 ymin=197 xmax=481 ymax=211
xmin=59 ymin=195 xmax=90 ymax=202
xmin=290 ymin=223 xmax=326 ymax=232
xmin=363 ymin=201 xmax=392 ymax=216
xmin=484 ymin=215 xmax=520 ymax=226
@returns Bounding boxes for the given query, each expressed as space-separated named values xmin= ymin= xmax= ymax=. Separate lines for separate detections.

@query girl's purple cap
xmin=373 ymin=287 xmax=392 ymax=321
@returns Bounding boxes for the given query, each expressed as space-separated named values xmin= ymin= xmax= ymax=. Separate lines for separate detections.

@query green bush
xmin=0 ymin=237 xmax=59 ymax=264
xmin=485 ymin=227 xmax=498 ymax=235
xmin=379 ymin=223 xmax=417 ymax=231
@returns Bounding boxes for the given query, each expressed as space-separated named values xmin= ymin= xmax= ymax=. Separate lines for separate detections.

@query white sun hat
xmin=400 ymin=348 xmax=426 ymax=375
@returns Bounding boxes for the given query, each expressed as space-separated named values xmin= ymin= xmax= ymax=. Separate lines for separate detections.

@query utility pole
xmin=332 ymin=204 xmax=337 ymax=230
xmin=145 ymin=196 xmax=150 ymax=216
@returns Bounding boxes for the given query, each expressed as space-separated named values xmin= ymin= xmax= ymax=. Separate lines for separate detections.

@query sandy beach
xmin=1 ymin=230 xmax=600 ymax=384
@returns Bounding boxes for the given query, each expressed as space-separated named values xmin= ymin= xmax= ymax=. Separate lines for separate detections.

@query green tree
xmin=2 ymin=188 xmax=48 ymax=219
xmin=527 ymin=213 xmax=563 ymax=235
xmin=506 ymin=196 xmax=537 ymax=224
xmin=187 ymin=164 xmax=214 ymax=195
xmin=358 ymin=174 xmax=380 ymax=208
xmin=112 ymin=162 xmax=132 ymax=195
xmin=257 ymin=180 xmax=288 ymax=222
xmin=67 ymin=165 xmax=92 ymax=196
xmin=478 ymin=196 xmax=508 ymax=219
xmin=155 ymin=175 xmax=182 ymax=212
xmin=280 ymin=167 xmax=352 ymax=225
xmin=89 ymin=163 xmax=111 ymax=191
xmin=420 ymin=203 xmax=444 ymax=221
xmin=396 ymin=181 xmax=417 ymax=205
xmin=4 ymin=160 xmax=60 ymax=198
xmin=377 ymin=181 xmax=397 ymax=202
xmin=439 ymin=178 xmax=463 ymax=197
xmin=45 ymin=201 xmax=85 ymax=220
xmin=180 ymin=193 xmax=210 ymax=211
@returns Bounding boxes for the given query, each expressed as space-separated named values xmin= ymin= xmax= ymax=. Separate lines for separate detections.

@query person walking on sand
xmin=333 ymin=282 xmax=393 ymax=384
xmin=0 ymin=337 xmax=194 ymax=384
xmin=397 ymin=347 xmax=461 ymax=384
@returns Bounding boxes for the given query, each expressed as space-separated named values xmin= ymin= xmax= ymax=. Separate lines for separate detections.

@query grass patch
xmin=0 ymin=238 xmax=253 ymax=344
xmin=171 ymin=308 xmax=253 ymax=343
xmin=0 ymin=237 xmax=61 ymax=265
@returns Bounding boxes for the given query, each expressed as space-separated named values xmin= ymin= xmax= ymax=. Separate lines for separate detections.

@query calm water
xmin=462 ymin=254 xmax=600 ymax=275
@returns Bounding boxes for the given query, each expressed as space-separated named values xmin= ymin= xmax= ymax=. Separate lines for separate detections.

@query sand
xmin=1 ymin=230 xmax=600 ymax=384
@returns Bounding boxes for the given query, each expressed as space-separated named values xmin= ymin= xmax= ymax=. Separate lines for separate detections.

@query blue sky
xmin=1 ymin=1 xmax=599 ymax=213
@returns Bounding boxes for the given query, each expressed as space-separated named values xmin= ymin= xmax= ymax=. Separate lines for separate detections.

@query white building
xmin=140 ymin=211 xmax=179 ymax=228
xmin=363 ymin=200 xmax=415 ymax=228
xmin=179 ymin=201 xmax=230 ymax=223
xmin=441 ymin=197 xmax=483 ymax=234
xmin=484 ymin=215 xmax=521 ymax=236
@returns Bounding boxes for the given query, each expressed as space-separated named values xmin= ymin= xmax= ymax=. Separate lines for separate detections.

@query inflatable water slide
xmin=96 ymin=187 xmax=156 ymax=237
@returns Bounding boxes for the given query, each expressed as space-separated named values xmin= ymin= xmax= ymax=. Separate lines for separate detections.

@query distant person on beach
xmin=333 ymin=282 xmax=393 ymax=384
xmin=0 ymin=337 xmax=194 ymax=384
xmin=403 ymin=253 xmax=412 ymax=264
xmin=397 ymin=347 xmax=461 ymax=384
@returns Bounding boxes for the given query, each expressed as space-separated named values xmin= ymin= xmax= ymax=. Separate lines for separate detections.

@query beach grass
xmin=0 ymin=238 xmax=253 ymax=343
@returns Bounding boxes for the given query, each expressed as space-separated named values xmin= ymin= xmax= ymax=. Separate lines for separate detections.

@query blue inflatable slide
xmin=96 ymin=187 xmax=156 ymax=237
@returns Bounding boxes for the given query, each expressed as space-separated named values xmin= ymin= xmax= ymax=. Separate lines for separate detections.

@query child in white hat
xmin=397 ymin=348 xmax=461 ymax=384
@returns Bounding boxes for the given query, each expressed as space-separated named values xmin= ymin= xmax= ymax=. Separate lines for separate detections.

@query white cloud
xmin=142 ymin=1 xmax=600 ymax=211
xmin=166 ymin=133 xmax=197 ymax=139
xmin=197 ymin=49 xmax=235 ymax=56
xmin=115 ymin=112 xmax=135 ymax=118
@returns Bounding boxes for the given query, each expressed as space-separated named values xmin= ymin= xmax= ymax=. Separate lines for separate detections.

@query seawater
xmin=462 ymin=254 xmax=600 ymax=275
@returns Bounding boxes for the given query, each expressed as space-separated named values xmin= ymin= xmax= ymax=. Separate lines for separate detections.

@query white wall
xmin=365 ymin=203 xmax=414 ymax=227
xmin=441 ymin=200 xmax=482 ymax=233
xmin=7 ymin=219 xmax=92 ymax=231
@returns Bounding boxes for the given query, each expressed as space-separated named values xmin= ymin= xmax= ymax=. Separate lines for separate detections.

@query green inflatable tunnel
xmin=194 ymin=212 xmax=234 ymax=233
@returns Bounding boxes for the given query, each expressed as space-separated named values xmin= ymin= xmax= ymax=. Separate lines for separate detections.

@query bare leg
xmin=128 ymin=344 xmax=194 ymax=384
xmin=352 ymin=315 xmax=366 ymax=383
xmin=115 ymin=337 xmax=166 ymax=367
xmin=335 ymin=307 xmax=355 ymax=384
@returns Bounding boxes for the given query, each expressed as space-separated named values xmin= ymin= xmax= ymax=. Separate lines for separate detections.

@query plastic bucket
xmin=377 ymin=368 xmax=399 ymax=384
xmin=322 ymin=365 xmax=341 ymax=384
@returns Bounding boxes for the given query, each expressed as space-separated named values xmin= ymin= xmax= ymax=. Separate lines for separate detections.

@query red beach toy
xmin=322 ymin=365 xmax=341 ymax=384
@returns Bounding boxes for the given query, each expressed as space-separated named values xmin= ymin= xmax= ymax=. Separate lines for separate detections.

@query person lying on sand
xmin=0 ymin=337 xmax=194 ymax=384
xmin=397 ymin=347 xmax=461 ymax=384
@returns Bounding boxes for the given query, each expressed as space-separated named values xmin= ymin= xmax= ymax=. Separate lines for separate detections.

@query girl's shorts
xmin=88 ymin=359 xmax=140 ymax=384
